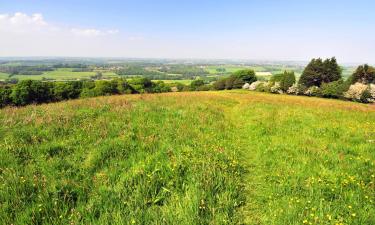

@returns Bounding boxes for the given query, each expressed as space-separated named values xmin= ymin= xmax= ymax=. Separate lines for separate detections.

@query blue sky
xmin=1 ymin=0 xmax=375 ymax=63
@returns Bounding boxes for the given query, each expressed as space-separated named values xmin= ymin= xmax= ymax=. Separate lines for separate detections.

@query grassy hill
xmin=0 ymin=91 xmax=374 ymax=224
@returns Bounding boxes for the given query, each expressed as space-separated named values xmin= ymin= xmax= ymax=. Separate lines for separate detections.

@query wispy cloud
xmin=71 ymin=28 xmax=119 ymax=37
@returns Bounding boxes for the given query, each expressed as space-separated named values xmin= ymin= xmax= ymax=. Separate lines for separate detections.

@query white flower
xmin=270 ymin=82 xmax=283 ymax=94
xmin=242 ymin=83 xmax=250 ymax=89
xmin=248 ymin=81 xmax=262 ymax=91
xmin=344 ymin=82 xmax=369 ymax=101
xmin=304 ymin=86 xmax=320 ymax=96
xmin=287 ymin=84 xmax=299 ymax=95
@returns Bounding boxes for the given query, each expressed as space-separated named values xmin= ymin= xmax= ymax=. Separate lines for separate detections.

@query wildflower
xmin=351 ymin=213 xmax=356 ymax=217
xmin=303 ymin=219 xmax=308 ymax=224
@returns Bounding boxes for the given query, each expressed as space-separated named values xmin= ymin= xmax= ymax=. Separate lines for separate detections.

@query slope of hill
xmin=0 ymin=91 xmax=374 ymax=224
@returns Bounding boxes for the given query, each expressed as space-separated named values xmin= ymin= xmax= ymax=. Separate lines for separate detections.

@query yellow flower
xmin=303 ymin=219 xmax=308 ymax=224
xmin=351 ymin=213 xmax=356 ymax=217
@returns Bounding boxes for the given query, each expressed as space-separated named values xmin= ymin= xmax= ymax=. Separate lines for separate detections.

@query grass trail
xmin=223 ymin=91 xmax=375 ymax=224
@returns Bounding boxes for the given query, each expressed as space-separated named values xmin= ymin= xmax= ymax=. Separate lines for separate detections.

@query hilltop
xmin=0 ymin=91 xmax=374 ymax=224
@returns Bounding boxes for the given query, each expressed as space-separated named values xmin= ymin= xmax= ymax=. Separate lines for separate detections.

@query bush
xmin=320 ymin=80 xmax=347 ymax=99
xmin=213 ymin=79 xmax=226 ymax=90
xmin=287 ymin=84 xmax=303 ymax=95
xmin=152 ymin=81 xmax=172 ymax=93
xmin=255 ymin=82 xmax=271 ymax=92
xmin=304 ymin=86 xmax=322 ymax=97
xmin=270 ymin=82 xmax=283 ymax=94
xmin=248 ymin=81 xmax=262 ymax=91
xmin=344 ymin=82 xmax=373 ymax=103
xmin=11 ymin=80 xmax=53 ymax=106
xmin=233 ymin=69 xmax=257 ymax=84
xmin=53 ymin=81 xmax=83 ymax=101
xmin=270 ymin=71 xmax=296 ymax=92
xmin=190 ymin=79 xmax=205 ymax=91
xmin=0 ymin=87 xmax=12 ymax=107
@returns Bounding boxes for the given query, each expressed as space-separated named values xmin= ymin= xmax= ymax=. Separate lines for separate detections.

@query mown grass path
xmin=221 ymin=91 xmax=375 ymax=224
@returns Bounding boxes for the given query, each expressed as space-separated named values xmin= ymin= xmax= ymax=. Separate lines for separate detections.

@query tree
xmin=11 ymin=80 xmax=53 ymax=106
xmin=299 ymin=57 xmax=342 ymax=87
xmin=233 ymin=69 xmax=257 ymax=84
xmin=348 ymin=64 xmax=375 ymax=84
xmin=0 ymin=87 xmax=12 ymax=107
xmin=190 ymin=79 xmax=205 ymax=91
xmin=213 ymin=79 xmax=226 ymax=90
xmin=279 ymin=71 xmax=296 ymax=92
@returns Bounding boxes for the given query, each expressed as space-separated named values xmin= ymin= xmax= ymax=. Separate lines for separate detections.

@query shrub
xmin=270 ymin=82 xmax=283 ymax=94
xmin=344 ymin=82 xmax=373 ymax=103
xmin=190 ymin=79 xmax=205 ymax=91
xmin=11 ymin=80 xmax=53 ymax=106
xmin=370 ymin=84 xmax=375 ymax=100
xmin=271 ymin=71 xmax=296 ymax=92
xmin=304 ymin=86 xmax=322 ymax=97
xmin=287 ymin=84 xmax=301 ymax=95
xmin=53 ymin=81 xmax=83 ymax=101
xmin=152 ymin=81 xmax=172 ymax=93
xmin=233 ymin=69 xmax=257 ymax=84
xmin=242 ymin=83 xmax=250 ymax=89
xmin=0 ymin=87 xmax=12 ymax=107
xmin=255 ymin=82 xmax=271 ymax=92
xmin=213 ymin=79 xmax=226 ymax=90
xmin=320 ymin=80 xmax=347 ymax=99
xmin=248 ymin=81 xmax=262 ymax=91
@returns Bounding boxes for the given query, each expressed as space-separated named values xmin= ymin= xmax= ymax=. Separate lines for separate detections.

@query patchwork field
xmin=0 ymin=91 xmax=374 ymax=224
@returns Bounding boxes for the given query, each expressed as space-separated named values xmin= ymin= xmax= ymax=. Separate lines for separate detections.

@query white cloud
xmin=0 ymin=12 xmax=118 ymax=37
xmin=0 ymin=12 xmax=48 ymax=33
xmin=71 ymin=28 xmax=119 ymax=37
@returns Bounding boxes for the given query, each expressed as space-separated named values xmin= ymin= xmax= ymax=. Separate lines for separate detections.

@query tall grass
xmin=0 ymin=91 xmax=374 ymax=224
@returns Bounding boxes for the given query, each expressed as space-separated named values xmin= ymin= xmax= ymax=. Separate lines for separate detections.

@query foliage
xmin=0 ymin=78 xmax=171 ymax=108
xmin=347 ymin=64 xmax=375 ymax=84
xmin=213 ymin=69 xmax=257 ymax=90
xmin=190 ymin=79 xmax=205 ymax=91
xmin=0 ymin=87 xmax=12 ymax=107
xmin=213 ymin=79 xmax=226 ymax=90
xmin=320 ymin=79 xmax=347 ymax=99
xmin=304 ymin=86 xmax=322 ymax=97
xmin=299 ymin=57 xmax=342 ymax=87
xmin=10 ymin=80 xmax=53 ymax=106
xmin=270 ymin=71 xmax=296 ymax=92
xmin=344 ymin=82 xmax=374 ymax=103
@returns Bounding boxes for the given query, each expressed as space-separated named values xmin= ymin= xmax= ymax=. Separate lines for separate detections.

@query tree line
xmin=238 ymin=57 xmax=375 ymax=103
xmin=0 ymin=78 xmax=171 ymax=107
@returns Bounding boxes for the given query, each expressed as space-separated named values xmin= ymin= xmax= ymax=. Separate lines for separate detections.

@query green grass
xmin=152 ymin=80 xmax=192 ymax=85
xmin=0 ymin=72 xmax=10 ymax=81
xmin=3 ymin=69 xmax=119 ymax=81
xmin=0 ymin=91 xmax=374 ymax=224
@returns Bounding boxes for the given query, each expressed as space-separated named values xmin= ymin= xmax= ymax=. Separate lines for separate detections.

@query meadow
xmin=0 ymin=91 xmax=374 ymax=224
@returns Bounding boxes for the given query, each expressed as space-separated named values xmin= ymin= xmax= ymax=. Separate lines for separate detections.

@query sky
xmin=1 ymin=0 xmax=375 ymax=63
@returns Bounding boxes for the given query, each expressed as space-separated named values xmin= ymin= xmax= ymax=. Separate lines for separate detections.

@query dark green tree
xmin=0 ymin=87 xmax=12 ymax=107
xmin=348 ymin=64 xmax=375 ymax=84
xmin=271 ymin=71 xmax=296 ymax=92
xmin=212 ymin=79 xmax=226 ymax=90
xmin=190 ymin=79 xmax=205 ymax=91
xmin=299 ymin=57 xmax=342 ymax=87
xmin=10 ymin=80 xmax=53 ymax=106
xmin=233 ymin=69 xmax=257 ymax=84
